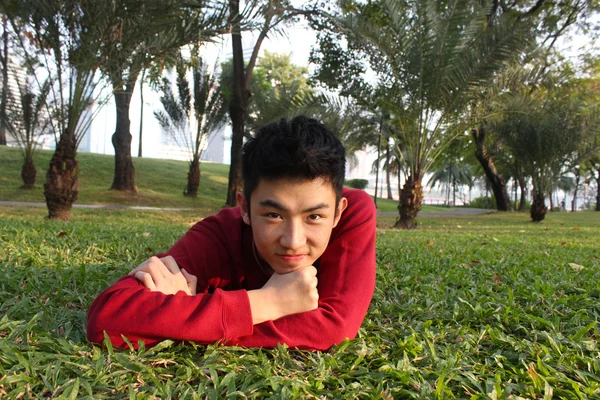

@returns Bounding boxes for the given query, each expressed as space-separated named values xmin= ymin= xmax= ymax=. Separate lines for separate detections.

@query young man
xmin=87 ymin=116 xmax=376 ymax=351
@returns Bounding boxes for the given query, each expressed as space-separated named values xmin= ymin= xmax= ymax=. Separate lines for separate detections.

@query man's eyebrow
xmin=303 ymin=203 xmax=330 ymax=213
xmin=259 ymin=199 xmax=288 ymax=212
xmin=258 ymin=200 xmax=330 ymax=213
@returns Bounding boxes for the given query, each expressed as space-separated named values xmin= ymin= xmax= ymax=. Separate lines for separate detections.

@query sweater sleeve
xmin=227 ymin=189 xmax=377 ymax=351
xmin=86 ymin=210 xmax=254 ymax=349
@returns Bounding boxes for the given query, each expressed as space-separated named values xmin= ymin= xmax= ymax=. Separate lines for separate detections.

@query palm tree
xmin=342 ymin=0 xmax=533 ymax=228
xmin=493 ymin=89 xmax=589 ymax=221
xmin=7 ymin=0 xmax=108 ymax=220
xmin=95 ymin=0 xmax=225 ymax=192
xmin=428 ymin=162 xmax=473 ymax=207
xmin=4 ymin=75 xmax=51 ymax=188
xmin=155 ymin=54 xmax=226 ymax=198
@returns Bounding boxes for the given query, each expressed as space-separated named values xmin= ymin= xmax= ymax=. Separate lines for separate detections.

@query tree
xmin=155 ymin=53 xmax=226 ymax=198
xmin=493 ymin=86 xmax=591 ymax=221
xmin=340 ymin=0 xmax=534 ymax=228
xmin=96 ymin=0 xmax=224 ymax=192
xmin=7 ymin=0 xmax=108 ymax=220
xmin=224 ymin=0 xmax=320 ymax=206
xmin=220 ymin=51 xmax=314 ymax=133
xmin=4 ymin=75 xmax=51 ymax=188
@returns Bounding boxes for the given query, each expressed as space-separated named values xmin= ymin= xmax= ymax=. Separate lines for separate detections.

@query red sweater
xmin=87 ymin=188 xmax=376 ymax=351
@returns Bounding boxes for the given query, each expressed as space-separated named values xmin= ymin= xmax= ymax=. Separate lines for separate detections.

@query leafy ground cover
xmin=1 ymin=205 xmax=599 ymax=398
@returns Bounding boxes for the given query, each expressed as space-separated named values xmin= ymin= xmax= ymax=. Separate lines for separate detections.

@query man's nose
xmin=280 ymin=220 xmax=306 ymax=250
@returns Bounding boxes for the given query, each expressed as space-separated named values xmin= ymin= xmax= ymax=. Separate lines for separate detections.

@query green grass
xmin=374 ymin=197 xmax=453 ymax=213
xmin=2 ymin=146 xmax=449 ymax=216
xmin=1 ymin=206 xmax=599 ymax=398
xmin=0 ymin=146 xmax=229 ymax=214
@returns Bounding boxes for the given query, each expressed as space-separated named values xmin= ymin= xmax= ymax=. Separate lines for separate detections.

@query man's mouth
xmin=277 ymin=254 xmax=306 ymax=263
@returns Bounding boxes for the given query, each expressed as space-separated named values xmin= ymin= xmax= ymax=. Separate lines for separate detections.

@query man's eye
xmin=267 ymin=213 xmax=282 ymax=219
xmin=308 ymin=214 xmax=323 ymax=221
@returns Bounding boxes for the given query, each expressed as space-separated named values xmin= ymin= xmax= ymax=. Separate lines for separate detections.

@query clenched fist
xmin=248 ymin=266 xmax=318 ymax=325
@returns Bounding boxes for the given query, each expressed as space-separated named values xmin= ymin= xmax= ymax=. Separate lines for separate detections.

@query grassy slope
xmin=0 ymin=146 xmax=229 ymax=214
xmin=1 ymin=205 xmax=599 ymax=398
xmin=1 ymin=146 xmax=449 ymax=216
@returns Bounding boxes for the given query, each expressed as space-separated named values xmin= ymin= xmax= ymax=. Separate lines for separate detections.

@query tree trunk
xmin=595 ymin=166 xmax=600 ymax=211
xmin=184 ymin=155 xmax=200 ymax=198
xmin=138 ymin=69 xmax=145 ymax=158
xmin=472 ymin=125 xmax=511 ymax=211
xmin=385 ymin=139 xmax=393 ymax=200
xmin=0 ymin=19 xmax=9 ymax=146
xmin=548 ymin=192 xmax=554 ymax=211
xmin=20 ymin=156 xmax=36 ymax=189
xmin=111 ymin=90 xmax=136 ymax=191
xmin=397 ymin=168 xmax=402 ymax=200
xmin=44 ymin=133 xmax=79 ymax=221
xmin=516 ymin=165 xmax=527 ymax=211
xmin=395 ymin=174 xmax=423 ymax=229
xmin=225 ymin=0 xmax=249 ymax=207
xmin=571 ymin=174 xmax=579 ymax=211
xmin=513 ymin=178 xmax=518 ymax=209
xmin=452 ymin=178 xmax=456 ymax=207
xmin=530 ymin=190 xmax=547 ymax=222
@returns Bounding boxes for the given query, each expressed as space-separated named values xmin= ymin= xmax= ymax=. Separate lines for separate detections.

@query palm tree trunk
xmin=184 ymin=155 xmax=200 ymax=198
xmin=225 ymin=0 xmax=248 ymax=207
xmin=21 ymin=154 xmax=36 ymax=189
xmin=395 ymin=174 xmax=423 ymax=229
xmin=530 ymin=189 xmax=547 ymax=222
xmin=44 ymin=132 xmax=79 ymax=221
xmin=111 ymin=89 xmax=136 ymax=191
xmin=472 ymin=125 xmax=511 ymax=211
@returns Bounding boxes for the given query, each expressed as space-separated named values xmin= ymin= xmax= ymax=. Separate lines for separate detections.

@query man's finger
xmin=181 ymin=268 xmax=197 ymax=295
xmin=128 ymin=257 xmax=155 ymax=276
xmin=160 ymin=256 xmax=181 ymax=275
xmin=134 ymin=271 xmax=156 ymax=291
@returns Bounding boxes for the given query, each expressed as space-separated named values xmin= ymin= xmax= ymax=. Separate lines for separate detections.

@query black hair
xmin=241 ymin=116 xmax=346 ymax=204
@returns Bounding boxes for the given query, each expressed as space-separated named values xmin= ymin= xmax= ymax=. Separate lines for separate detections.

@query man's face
xmin=237 ymin=177 xmax=347 ymax=275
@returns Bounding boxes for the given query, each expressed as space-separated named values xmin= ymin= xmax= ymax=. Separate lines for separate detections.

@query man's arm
xmin=86 ymin=209 xmax=256 ymax=348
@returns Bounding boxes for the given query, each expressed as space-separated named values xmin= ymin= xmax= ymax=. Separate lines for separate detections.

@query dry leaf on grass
xmin=568 ymin=263 xmax=585 ymax=271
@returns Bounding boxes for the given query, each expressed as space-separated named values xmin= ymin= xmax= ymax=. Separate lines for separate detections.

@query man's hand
xmin=247 ymin=266 xmax=318 ymax=325
xmin=128 ymin=256 xmax=197 ymax=296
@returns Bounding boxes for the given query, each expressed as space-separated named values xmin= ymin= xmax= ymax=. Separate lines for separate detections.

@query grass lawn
xmin=1 ymin=146 xmax=450 ymax=217
xmin=0 ymin=146 xmax=229 ymax=214
xmin=1 ymin=204 xmax=599 ymax=398
xmin=374 ymin=197 xmax=452 ymax=213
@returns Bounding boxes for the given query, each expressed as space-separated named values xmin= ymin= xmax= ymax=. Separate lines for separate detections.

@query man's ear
xmin=333 ymin=197 xmax=348 ymax=228
xmin=237 ymin=191 xmax=251 ymax=225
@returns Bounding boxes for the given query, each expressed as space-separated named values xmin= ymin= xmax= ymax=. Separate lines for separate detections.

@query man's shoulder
xmin=190 ymin=206 xmax=244 ymax=234
xmin=336 ymin=188 xmax=376 ymax=233
xmin=342 ymin=188 xmax=376 ymax=214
